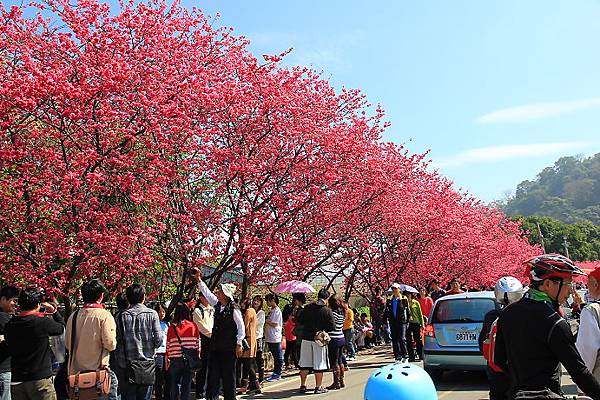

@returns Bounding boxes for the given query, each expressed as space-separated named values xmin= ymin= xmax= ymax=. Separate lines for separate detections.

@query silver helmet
xmin=494 ymin=276 xmax=524 ymax=305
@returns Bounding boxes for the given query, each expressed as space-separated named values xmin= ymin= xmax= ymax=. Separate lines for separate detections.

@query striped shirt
xmin=329 ymin=310 xmax=345 ymax=340
xmin=166 ymin=320 xmax=200 ymax=359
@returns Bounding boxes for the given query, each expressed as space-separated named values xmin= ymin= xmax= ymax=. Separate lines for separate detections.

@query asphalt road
xmin=240 ymin=347 xmax=581 ymax=400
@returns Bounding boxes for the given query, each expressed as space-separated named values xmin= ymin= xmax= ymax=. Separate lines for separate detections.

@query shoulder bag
xmin=119 ymin=313 xmax=156 ymax=385
xmin=172 ymin=323 xmax=202 ymax=371
xmin=67 ymin=310 xmax=111 ymax=400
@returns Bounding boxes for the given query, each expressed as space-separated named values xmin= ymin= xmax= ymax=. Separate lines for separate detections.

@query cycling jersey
xmin=495 ymin=295 xmax=600 ymax=399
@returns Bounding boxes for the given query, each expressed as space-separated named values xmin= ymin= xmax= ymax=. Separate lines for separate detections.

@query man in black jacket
xmin=191 ymin=270 xmax=244 ymax=400
xmin=0 ymin=286 xmax=18 ymax=400
xmin=384 ymin=283 xmax=409 ymax=362
xmin=4 ymin=288 xmax=64 ymax=400
xmin=495 ymin=254 xmax=600 ymax=399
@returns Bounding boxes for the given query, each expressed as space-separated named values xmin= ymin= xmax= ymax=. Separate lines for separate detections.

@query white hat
xmin=220 ymin=283 xmax=237 ymax=301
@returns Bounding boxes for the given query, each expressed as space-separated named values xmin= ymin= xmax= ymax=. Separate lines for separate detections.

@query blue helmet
xmin=364 ymin=363 xmax=438 ymax=400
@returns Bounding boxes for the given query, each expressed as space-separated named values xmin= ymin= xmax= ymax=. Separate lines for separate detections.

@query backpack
xmin=482 ymin=317 xmax=503 ymax=373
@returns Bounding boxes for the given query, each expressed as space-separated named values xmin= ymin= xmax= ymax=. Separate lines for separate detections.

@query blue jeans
xmin=108 ymin=369 xmax=120 ymax=400
xmin=168 ymin=358 xmax=192 ymax=400
xmin=390 ymin=323 xmax=409 ymax=360
xmin=267 ymin=342 xmax=283 ymax=376
xmin=342 ymin=329 xmax=355 ymax=357
xmin=0 ymin=372 xmax=10 ymax=400
xmin=381 ymin=322 xmax=392 ymax=343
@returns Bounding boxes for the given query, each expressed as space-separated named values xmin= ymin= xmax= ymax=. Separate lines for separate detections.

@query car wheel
xmin=424 ymin=367 xmax=443 ymax=381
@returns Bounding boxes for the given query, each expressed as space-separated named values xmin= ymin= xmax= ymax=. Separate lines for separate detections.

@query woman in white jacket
xmin=253 ymin=295 xmax=266 ymax=383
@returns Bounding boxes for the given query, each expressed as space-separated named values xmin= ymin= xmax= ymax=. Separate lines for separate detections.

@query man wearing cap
xmin=190 ymin=270 xmax=244 ymax=400
xmin=576 ymin=267 xmax=600 ymax=382
xmin=384 ymin=283 xmax=410 ymax=362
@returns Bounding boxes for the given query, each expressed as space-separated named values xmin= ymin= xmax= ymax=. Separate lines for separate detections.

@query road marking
xmin=438 ymin=388 xmax=456 ymax=399
xmin=258 ymin=353 xmax=384 ymax=391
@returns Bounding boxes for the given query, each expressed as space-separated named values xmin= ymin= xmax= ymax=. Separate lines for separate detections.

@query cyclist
xmin=479 ymin=276 xmax=524 ymax=400
xmin=495 ymin=254 xmax=600 ymax=400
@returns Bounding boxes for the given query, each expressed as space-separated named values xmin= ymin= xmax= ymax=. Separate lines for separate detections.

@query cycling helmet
xmin=494 ymin=276 xmax=524 ymax=305
xmin=364 ymin=363 xmax=437 ymax=400
xmin=524 ymin=253 xmax=585 ymax=282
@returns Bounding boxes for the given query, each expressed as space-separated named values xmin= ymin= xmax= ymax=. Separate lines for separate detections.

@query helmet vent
xmin=386 ymin=374 xmax=393 ymax=380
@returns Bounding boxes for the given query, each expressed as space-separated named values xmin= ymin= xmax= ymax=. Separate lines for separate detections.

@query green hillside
xmin=502 ymin=153 xmax=600 ymax=225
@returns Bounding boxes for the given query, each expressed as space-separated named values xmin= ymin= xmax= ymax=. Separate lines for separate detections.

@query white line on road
xmin=257 ymin=353 xmax=383 ymax=392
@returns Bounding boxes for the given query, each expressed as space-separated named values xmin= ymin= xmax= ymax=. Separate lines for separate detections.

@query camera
xmin=241 ymin=339 xmax=250 ymax=352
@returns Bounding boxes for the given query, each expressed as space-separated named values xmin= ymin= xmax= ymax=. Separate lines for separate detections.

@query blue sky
xmin=7 ymin=0 xmax=600 ymax=202
xmin=190 ymin=0 xmax=600 ymax=202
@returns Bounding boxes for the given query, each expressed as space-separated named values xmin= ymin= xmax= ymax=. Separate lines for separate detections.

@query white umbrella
xmin=400 ymin=284 xmax=418 ymax=294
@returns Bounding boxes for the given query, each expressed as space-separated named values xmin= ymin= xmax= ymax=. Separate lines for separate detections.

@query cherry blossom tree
xmin=0 ymin=0 xmax=541 ymax=307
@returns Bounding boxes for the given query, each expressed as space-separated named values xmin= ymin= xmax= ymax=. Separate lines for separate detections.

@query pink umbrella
xmin=274 ymin=280 xmax=316 ymax=294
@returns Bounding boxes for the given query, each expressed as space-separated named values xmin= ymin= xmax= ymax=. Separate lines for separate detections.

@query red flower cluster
xmin=0 ymin=0 xmax=539 ymax=299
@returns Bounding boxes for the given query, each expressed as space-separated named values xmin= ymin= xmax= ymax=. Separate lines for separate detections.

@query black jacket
xmin=384 ymin=296 xmax=409 ymax=325
xmin=296 ymin=302 xmax=334 ymax=342
xmin=0 ymin=312 xmax=11 ymax=373
xmin=5 ymin=312 xmax=65 ymax=382
xmin=495 ymin=297 xmax=600 ymax=399
xmin=478 ymin=308 xmax=501 ymax=352
xmin=211 ymin=301 xmax=239 ymax=352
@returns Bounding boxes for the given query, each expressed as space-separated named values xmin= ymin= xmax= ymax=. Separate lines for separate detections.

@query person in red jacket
xmin=166 ymin=303 xmax=200 ymax=400
xmin=416 ymin=288 xmax=433 ymax=323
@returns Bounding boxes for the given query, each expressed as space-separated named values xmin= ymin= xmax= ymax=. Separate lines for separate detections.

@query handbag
xmin=172 ymin=323 xmax=202 ymax=371
xmin=119 ymin=314 xmax=156 ymax=385
xmin=67 ymin=310 xmax=112 ymax=400
xmin=314 ymin=331 xmax=331 ymax=347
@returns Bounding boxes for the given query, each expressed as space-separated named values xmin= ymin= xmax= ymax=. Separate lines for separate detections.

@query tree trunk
xmin=241 ymin=260 xmax=249 ymax=299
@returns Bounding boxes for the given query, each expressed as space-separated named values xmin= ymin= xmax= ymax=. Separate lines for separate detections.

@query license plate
xmin=456 ymin=331 xmax=477 ymax=341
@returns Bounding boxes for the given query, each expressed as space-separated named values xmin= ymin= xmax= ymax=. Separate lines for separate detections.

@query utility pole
xmin=536 ymin=223 xmax=546 ymax=253
xmin=563 ymin=235 xmax=570 ymax=259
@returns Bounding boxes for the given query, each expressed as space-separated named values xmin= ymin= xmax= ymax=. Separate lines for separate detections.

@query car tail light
xmin=424 ymin=324 xmax=435 ymax=338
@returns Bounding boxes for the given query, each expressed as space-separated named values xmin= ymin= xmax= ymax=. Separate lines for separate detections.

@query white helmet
xmin=494 ymin=276 xmax=524 ymax=305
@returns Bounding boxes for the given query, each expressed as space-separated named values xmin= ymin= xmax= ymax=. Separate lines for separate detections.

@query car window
xmin=432 ymin=298 xmax=497 ymax=323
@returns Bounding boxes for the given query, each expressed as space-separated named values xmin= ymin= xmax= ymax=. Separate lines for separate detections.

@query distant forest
xmin=500 ymin=153 xmax=600 ymax=225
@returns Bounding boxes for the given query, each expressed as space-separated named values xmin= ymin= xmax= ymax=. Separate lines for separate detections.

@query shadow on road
xmin=435 ymin=370 xmax=489 ymax=392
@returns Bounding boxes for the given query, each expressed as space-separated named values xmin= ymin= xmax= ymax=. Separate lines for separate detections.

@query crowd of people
xmin=0 ymin=263 xmax=503 ymax=400
xmin=0 ymin=270 xmax=397 ymax=400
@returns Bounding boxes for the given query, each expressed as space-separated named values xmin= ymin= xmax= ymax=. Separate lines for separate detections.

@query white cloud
xmin=292 ymin=48 xmax=347 ymax=71
xmin=433 ymin=141 xmax=593 ymax=168
xmin=246 ymin=29 xmax=367 ymax=73
xmin=476 ymin=97 xmax=600 ymax=124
